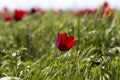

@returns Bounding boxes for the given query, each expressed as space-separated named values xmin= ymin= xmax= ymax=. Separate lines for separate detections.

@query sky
xmin=0 ymin=0 xmax=120 ymax=11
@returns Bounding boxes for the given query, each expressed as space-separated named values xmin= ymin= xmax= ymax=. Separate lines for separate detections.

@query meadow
xmin=0 ymin=10 xmax=120 ymax=80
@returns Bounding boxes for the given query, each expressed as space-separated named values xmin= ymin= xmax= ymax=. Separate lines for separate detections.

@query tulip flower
xmin=5 ymin=15 xmax=12 ymax=22
xmin=14 ymin=10 xmax=27 ymax=21
xmin=57 ymin=32 xmax=78 ymax=51
xmin=30 ymin=8 xmax=37 ymax=14
xmin=73 ymin=9 xmax=97 ymax=16
xmin=72 ymin=10 xmax=81 ymax=16
xmin=102 ymin=2 xmax=113 ymax=17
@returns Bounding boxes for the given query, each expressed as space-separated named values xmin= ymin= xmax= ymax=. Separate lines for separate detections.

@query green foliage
xmin=0 ymin=12 xmax=120 ymax=80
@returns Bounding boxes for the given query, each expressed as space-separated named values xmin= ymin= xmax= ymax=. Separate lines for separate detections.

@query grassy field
xmin=0 ymin=11 xmax=120 ymax=80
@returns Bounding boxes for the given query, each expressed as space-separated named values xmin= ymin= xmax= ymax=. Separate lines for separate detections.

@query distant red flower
xmin=73 ymin=9 xmax=97 ymax=16
xmin=72 ymin=10 xmax=82 ymax=16
xmin=30 ymin=8 xmax=37 ymax=14
xmin=57 ymin=32 xmax=78 ymax=51
xmin=5 ymin=15 xmax=12 ymax=22
xmin=87 ymin=9 xmax=97 ymax=14
xmin=102 ymin=2 xmax=113 ymax=17
xmin=92 ymin=9 xmax=97 ymax=13
xmin=14 ymin=10 xmax=27 ymax=21
xmin=104 ymin=2 xmax=109 ymax=7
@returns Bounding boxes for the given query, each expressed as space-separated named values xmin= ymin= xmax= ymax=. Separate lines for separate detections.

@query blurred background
xmin=0 ymin=0 xmax=119 ymax=11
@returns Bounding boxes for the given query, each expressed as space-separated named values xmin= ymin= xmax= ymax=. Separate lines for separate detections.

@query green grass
xmin=0 ymin=11 xmax=120 ymax=80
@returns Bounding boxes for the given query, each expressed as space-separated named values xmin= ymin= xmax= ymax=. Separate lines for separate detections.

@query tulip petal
xmin=68 ymin=36 xmax=74 ymax=41
xmin=65 ymin=36 xmax=74 ymax=47
xmin=57 ymin=32 xmax=61 ymax=46
xmin=61 ymin=33 xmax=67 ymax=43
xmin=67 ymin=40 xmax=78 ymax=50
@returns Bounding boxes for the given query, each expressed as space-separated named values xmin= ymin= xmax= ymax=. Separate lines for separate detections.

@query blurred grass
xmin=0 ymin=11 xmax=120 ymax=80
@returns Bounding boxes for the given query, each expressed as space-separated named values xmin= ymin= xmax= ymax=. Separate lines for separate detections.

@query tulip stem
xmin=67 ymin=51 xmax=71 ymax=79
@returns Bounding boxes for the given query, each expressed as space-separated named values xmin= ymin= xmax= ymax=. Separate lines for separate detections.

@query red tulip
xmin=57 ymin=32 xmax=78 ymax=51
xmin=102 ymin=2 xmax=113 ymax=17
xmin=73 ymin=9 xmax=97 ymax=16
xmin=72 ymin=10 xmax=81 ymax=16
xmin=104 ymin=2 xmax=109 ymax=7
xmin=30 ymin=8 xmax=37 ymax=14
xmin=5 ymin=15 xmax=12 ymax=22
xmin=14 ymin=10 xmax=27 ymax=21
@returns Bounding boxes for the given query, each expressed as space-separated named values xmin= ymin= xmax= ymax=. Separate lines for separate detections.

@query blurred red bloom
xmin=30 ymin=8 xmax=37 ymax=14
xmin=14 ymin=10 xmax=27 ymax=21
xmin=104 ymin=2 xmax=109 ymax=7
xmin=102 ymin=2 xmax=113 ymax=17
xmin=5 ymin=15 xmax=12 ymax=22
xmin=73 ymin=9 xmax=97 ymax=16
xmin=72 ymin=10 xmax=81 ymax=16
xmin=57 ymin=32 xmax=78 ymax=51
